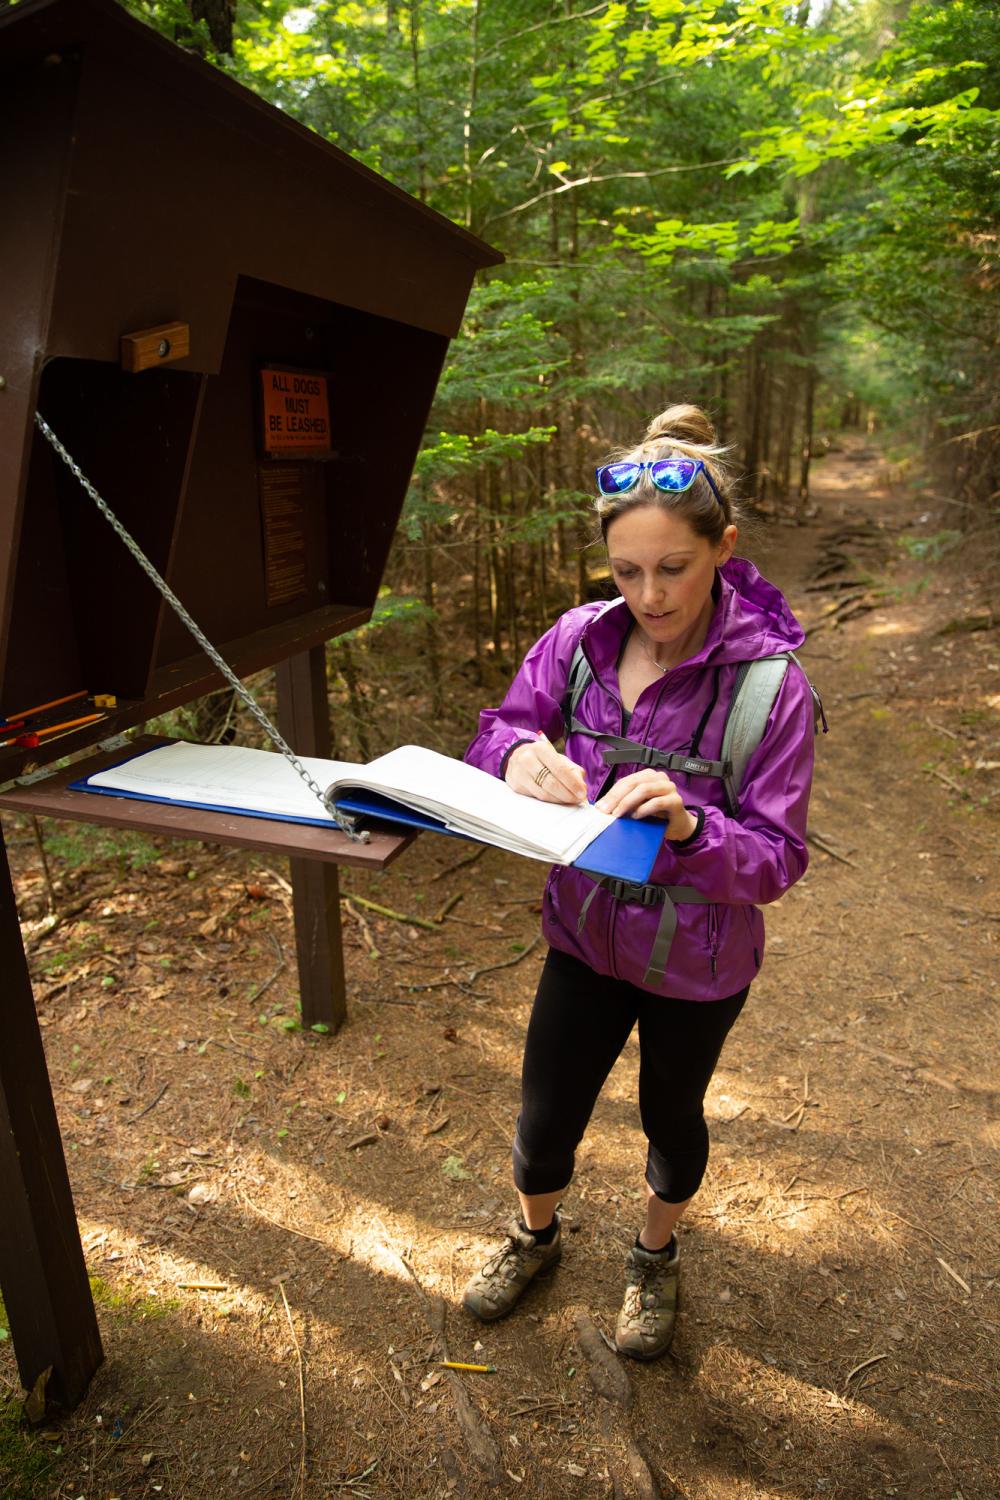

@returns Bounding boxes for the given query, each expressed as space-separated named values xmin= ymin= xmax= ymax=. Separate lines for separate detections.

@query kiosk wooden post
xmin=0 ymin=834 xmax=104 ymax=1409
xmin=0 ymin=0 xmax=500 ymax=1409
xmin=276 ymin=646 xmax=347 ymax=1032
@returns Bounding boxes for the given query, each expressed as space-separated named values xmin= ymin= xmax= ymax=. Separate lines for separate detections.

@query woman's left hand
xmin=596 ymin=770 xmax=698 ymax=842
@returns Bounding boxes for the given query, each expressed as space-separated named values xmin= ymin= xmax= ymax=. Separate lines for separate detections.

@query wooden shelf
xmin=0 ymin=737 xmax=415 ymax=870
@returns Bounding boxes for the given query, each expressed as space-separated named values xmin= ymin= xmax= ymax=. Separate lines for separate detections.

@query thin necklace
xmin=635 ymin=630 xmax=669 ymax=674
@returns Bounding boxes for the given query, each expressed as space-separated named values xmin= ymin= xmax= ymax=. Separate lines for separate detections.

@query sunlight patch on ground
xmin=695 ymin=1339 xmax=932 ymax=1468
xmin=80 ymin=1217 xmax=266 ymax=1319
xmin=865 ymin=619 xmax=920 ymax=637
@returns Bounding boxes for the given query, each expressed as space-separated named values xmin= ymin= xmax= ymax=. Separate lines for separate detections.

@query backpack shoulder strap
xmin=720 ymin=654 xmax=791 ymax=814
xmin=787 ymin=649 xmax=828 ymax=736
xmin=562 ymin=640 xmax=593 ymax=736
xmin=721 ymin=651 xmax=826 ymax=814
xmin=561 ymin=601 xmax=619 ymax=735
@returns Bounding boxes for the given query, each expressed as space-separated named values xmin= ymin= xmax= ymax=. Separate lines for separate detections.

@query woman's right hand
xmin=505 ymin=734 xmax=588 ymax=805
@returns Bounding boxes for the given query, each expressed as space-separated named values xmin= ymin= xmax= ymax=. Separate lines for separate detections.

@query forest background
xmin=133 ymin=0 xmax=998 ymax=748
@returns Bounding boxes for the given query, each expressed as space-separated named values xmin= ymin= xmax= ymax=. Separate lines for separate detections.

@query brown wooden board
xmin=0 ymin=0 xmax=500 ymax=773
xmin=0 ymin=737 xmax=417 ymax=870
xmin=0 ymin=835 xmax=104 ymax=1409
xmin=276 ymin=647 xmax=348 ymax=1032
xmin=0 ymin=602 xmax=372 ymax=784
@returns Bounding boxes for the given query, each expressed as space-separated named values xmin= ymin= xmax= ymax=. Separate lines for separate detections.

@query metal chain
xmin=33 ymin=412 xmax=368 ymax=843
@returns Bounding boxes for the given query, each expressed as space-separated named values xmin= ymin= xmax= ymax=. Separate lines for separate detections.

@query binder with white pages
xmin=71 ymin=741 xmax=667 ymax=883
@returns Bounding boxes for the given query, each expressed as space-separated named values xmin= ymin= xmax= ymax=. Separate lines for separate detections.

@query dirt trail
xmin=2 ymin=438 xmax=997 ymax=1500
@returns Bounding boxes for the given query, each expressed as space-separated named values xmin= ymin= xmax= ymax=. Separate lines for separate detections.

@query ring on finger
xmin=533 ymin=765 xmax=551 ymax=788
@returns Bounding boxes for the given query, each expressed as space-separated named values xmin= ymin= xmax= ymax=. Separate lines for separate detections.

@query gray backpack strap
xmin=570 ymin=731 xmax=731 ymax=784
xmin=788 ymin=649 xmax=828 ymax=735
xmin=719 ymin=654 xmax=790 ymax=814
xmin=576 ymin=877 xmax=711 ymax=988
xmin=561 ymin=599 xmax=622 ymax=735
xmin=562 ymin=641 xmax=593 ymax=736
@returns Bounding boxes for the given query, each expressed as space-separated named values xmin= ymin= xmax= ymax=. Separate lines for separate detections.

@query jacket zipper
xmin=583 ymin=628 xmax=675 ymax=982
xmin=708 ymin=904 xmax=719 ymax=979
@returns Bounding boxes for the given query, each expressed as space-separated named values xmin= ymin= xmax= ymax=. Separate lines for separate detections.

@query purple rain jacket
xmin=464 ymin=558 xmax=815 ymax=1002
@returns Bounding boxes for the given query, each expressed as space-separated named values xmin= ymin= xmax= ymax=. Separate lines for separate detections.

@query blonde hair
xmin=595 ymin=403 xmax=740 ymax=544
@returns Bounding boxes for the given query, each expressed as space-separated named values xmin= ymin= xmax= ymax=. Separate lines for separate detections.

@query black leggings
xmin=514 ymin=947 xmax=749 ymax=1205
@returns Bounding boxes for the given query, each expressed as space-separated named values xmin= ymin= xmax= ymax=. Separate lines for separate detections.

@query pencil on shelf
xmin=34 ymin=712 xmax=104 ymax=739
xmin=4 ymin=688 xmax=88 ymax=723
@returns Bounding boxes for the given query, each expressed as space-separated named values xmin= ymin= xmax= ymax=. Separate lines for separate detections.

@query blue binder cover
xmin=70 ymin=752 xmax=666 ymax=883
xmin=334 ymin=788 xmax=665 ymax=882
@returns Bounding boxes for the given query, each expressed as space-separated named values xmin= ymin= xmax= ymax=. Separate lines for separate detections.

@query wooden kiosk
xmin=0 ymin=0 xmax=500 ymax=1410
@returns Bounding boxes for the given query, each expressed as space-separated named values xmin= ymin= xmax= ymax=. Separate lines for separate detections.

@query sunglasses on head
xmin=595 ymin=457 xmax=724 ymax=509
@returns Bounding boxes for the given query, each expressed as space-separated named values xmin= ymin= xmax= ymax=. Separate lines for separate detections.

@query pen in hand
xmin=533 ymin=729 xmax=587 ymax=804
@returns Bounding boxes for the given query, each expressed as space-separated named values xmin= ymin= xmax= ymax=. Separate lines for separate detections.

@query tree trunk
xmin=332 ymin=640 xmax=373 ymax=761
xmin=187 ymin=0 xmax=234 ymax=54
xmin=462 ymin=0 xmax=481 ymax=230
xmin=744 ymin=346 xmax=762 ymax=498
xmin=798 ymin=366 xmax=816 ymax=508
xmin=408 ymin=0 xmax=428 ymax=203
xmin=422 ymin=537 xmax=444 ymax=719
xmin=471 ymin=466 xmax=483 ymax=681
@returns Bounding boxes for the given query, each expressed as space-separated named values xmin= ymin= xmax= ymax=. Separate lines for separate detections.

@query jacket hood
xmin=582 ymin=556 xmax=804 ymax=682
xmin=711 ymin=557 xmax=805 ymax=661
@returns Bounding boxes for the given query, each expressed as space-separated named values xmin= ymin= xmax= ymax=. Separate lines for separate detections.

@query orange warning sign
xmin=260 ymin=367 xmax=332 ymax=456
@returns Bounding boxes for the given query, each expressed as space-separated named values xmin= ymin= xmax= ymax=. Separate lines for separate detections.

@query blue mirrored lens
xmin=650 ymin=459 xmax=699 ymax=492
xmin=597 ymin=463 xmax=642 ymax=495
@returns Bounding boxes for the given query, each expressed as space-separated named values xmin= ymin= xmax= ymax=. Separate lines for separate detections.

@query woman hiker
xmin=460 ymin=403 xmax=816 ymax=1360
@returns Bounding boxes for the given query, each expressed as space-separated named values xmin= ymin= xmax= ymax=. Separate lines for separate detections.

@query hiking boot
xmin=614 ymin=1237 xmax=680 ymax=1360
xmin=462 ymin=1217 xmax=562 ymax=1322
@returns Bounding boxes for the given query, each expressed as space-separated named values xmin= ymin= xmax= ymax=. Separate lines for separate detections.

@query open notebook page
xmin=84 ymin=742 xmax=612 ymax=865
xmin=340 ymin=745 xmax=611 ymax=864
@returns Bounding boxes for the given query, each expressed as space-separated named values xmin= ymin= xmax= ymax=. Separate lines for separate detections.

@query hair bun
xmin=645 ymin=403 xmax=716 ymax=449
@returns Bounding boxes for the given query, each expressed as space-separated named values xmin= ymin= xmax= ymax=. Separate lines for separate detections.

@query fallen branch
xmin=205 ymin=1035 xmax=259 ymax=1062
xmin=883 ymin=1209 xmax=956 ymax=1255
xmin=247 ymin=941 xmax=287 ymax=1005
xmin=467 ymin=934 xmax=541 ymax=984
xmin=766 ymin=1072 xmax=812 ymax=1132
xmin=836 ymin=601 xmax=878 ymax=625
xmin=341 ymin=892 xmax=438 ymax=932
xmin=23 ymin=881 xmax=117 ymax=952
xmin=807 ymin=831 xmax=858 ymax=868
xmin=428 ymin=844 xmax=488 ymax=882
xmin=130 ymin=1083 xmax=168 ymax=1123
xmin=434 ymin=891 xmax=464 ymax=924
xmin=258 ymin=865 xmax=294 ymax=897
xmin=843 ymin=1353 xmax=888 ymax=1391
xmin=276 ymin=1278 xmax=307 ymax=1500
xmin=238 ymin=1189 xmax=337 ymax=1249
xmin=925 ymin=766 xmax=969 ymax=799
xmin=342 ymin=898 xmax=379 ymax=958
xmin=804 ymin=590 xmax=872 ymax=638
xmin=935 ymin=1255 xmax=971 ymax=1296
xmin=805 ymin=578 xmax=869 ymax=593
xmin=820 ymin=588 xmax=868 ymax=616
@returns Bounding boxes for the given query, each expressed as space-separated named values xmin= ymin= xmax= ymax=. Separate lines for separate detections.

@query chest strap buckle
xmin=576 ymin=875 xmax=712 ymax=988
